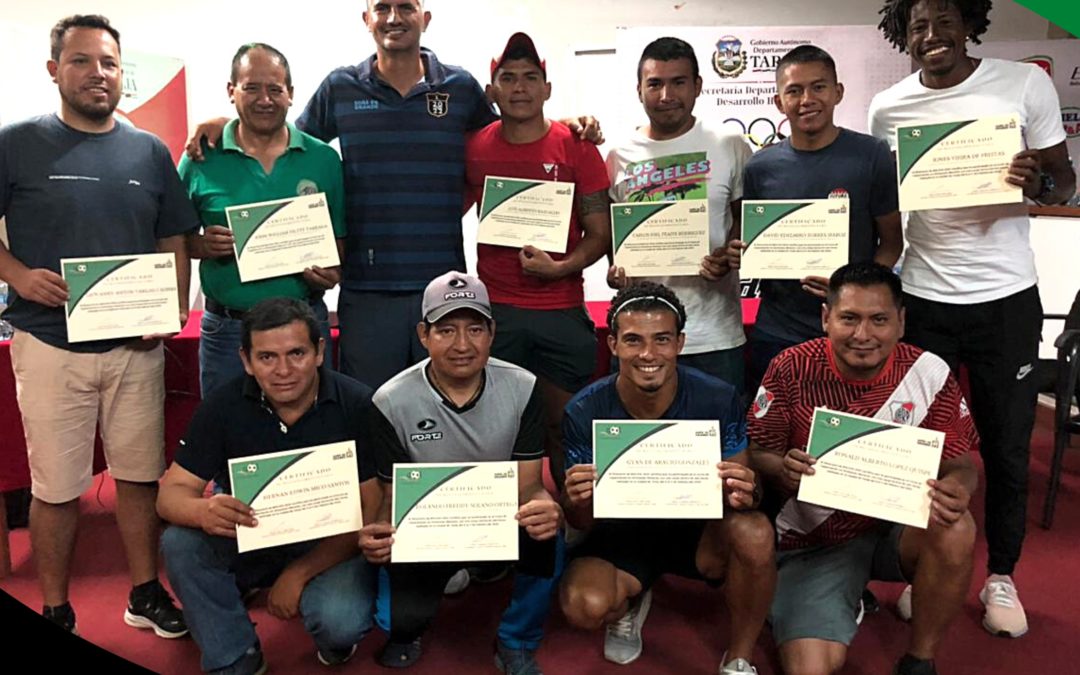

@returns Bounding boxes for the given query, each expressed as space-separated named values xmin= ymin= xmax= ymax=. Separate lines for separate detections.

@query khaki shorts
xmin=11 ymin=330 xmax=165 ymax=504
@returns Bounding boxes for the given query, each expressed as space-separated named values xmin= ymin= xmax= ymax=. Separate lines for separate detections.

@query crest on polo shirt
xmin=751 ymin=385 xmax=774 ymax=419
xmin=890 ymin=401 xmax=915 ymax=425
xmin=426 ymin=92 xmax=450 ymax=118
xmin=296 ymin=179 xmax=318 ymax=196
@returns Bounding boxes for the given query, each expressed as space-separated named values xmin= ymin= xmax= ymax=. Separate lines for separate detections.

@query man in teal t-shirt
xmin=179 ymin=43 xmax=346 ymax=396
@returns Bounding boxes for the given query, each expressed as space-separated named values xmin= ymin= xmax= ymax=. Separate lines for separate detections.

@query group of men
xmin=0 ymin=0 xmax=1075 ymax=674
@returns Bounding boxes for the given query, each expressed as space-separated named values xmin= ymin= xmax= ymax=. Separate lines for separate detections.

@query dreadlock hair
xmin=877 ymin=0 xmax=992 ymax=52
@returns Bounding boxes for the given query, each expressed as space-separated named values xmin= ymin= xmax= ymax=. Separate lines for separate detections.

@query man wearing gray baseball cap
xmin=359 ymin=271 xmax=563 ymax=673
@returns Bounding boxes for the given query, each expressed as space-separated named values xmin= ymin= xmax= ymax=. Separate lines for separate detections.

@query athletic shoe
xmin=494 ymin=639 xmax=543 ymax=675
xmin=379 ymin=638 xmax=423 ymax=668
xmin=471 ymin=563 xmax=512 ymax=584
xmin=317 ymin=643 xmax=358 ymax=666
xmin=123 ymin=580 xmax=189 ymax=639
xmin=42 ymin=602 xmax=78 ymax=635
xmin=719 ymin=651 xmax=758 ymax=674
xmin=862 ymin=587 xmax=881 ymax=615
xmin=897 ymin=584 xmax=913 ymax=622
xmin=209 ymin=645 xmax=267 ymax=675
xmin=980 ymin=574 xmax=1029 ymax=638
xmin=893 ymin=653 xmax=937 ymax=675
xmin=604 ymin=589 xmax=652 ymax=665
xmin=443 ymin=568 xmax=470 ymax=595
xmin=855 ymin=597 xmax=866 ymax=626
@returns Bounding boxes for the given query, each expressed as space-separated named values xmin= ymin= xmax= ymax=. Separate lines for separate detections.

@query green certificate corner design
xmin=228 ymin=201 xmax=291 ymax=256
xmin=741 ymin=202 xmax=812 ymax=249
xmin=593 ymin=422 xmax=677 ymax=484
xmin=394 ymin=465 xmax=476 ymax=528
xmin=807 ymin=412 xmax=894 ymax=459
xmin=611 ymin=202 xmax=677 ymax=253
xmin=64 ymin=257 xmax=137 ymax=316
xmin=480 ymin=178 xmax=542 ymax=221
xmin=230 ymin=451 xmax=314 ymax=506
xmin=896 ymin=120 xmax=975 ymax=183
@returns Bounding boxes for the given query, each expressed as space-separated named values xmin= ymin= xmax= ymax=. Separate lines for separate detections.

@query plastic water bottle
xmin=0 ymin=281 xmax=13 ymax=340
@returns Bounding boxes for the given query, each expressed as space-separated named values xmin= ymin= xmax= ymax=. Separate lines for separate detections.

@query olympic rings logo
xmin=722 ymin=117 xmax=790 ymax=148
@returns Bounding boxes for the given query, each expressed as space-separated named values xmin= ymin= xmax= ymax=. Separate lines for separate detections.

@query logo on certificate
xmin=241 ymin=463 xmax=258 ymax=475
xmin=426 ymin=92 xmax=450 ymax=118
xmin=712 ymin=35 xmax=746 ymax=78
xmin=909 ymin=128 xmax=922 ymax=139
xmin=403 ymin=469 xmax=422 ymax=482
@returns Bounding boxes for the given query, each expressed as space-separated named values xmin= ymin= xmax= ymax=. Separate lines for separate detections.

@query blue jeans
xmin=199 ymin=297 xmax=332 ymax=399
xmin=162 ymin=526 xmax=376 ymax=671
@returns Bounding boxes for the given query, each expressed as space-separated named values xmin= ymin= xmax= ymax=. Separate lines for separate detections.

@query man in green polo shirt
xmin=179 ymin=43 xmax=346 ymax=397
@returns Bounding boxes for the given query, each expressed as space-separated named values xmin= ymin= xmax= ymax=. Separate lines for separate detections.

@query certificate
xmin=798 ymin=408 xmax=944 ymax=529
xmin=62 ymin=252 xmax=180 ymax=343
xmin=229 ymin=441 xmax=362 ymax=553
xmin=592 ymin=420 xmax=724 ymax=519
xmin=611 ymin=200 xmax=709 ymax=277
xmin=392 ymin=461 xmax=519 ymax=563
xmin=740 ymin=199 xmax=849 ymax=279
xmin=477 ymin=176 xmax=574 ymax=253
xmin=225 ymin=192 xmax=340 ymax=283
xmin=897 ymin=114 xmax=1023 ymax=211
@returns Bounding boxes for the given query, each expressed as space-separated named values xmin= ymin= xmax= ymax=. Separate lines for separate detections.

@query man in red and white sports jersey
xmin=748 ymin=261 xmax=978 ymax=675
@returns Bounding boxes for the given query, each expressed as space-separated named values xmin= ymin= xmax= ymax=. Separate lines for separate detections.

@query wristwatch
xmin=1034 ymin=171 xmax=1057 ymax=205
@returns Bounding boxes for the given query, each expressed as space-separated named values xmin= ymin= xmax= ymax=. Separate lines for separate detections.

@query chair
xmin=1041 ymin=290 xmax=1080 ymax=529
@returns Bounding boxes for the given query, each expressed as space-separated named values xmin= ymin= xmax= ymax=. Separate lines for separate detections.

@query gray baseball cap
xmin=422 ymin=271 xmax=492 ymax=322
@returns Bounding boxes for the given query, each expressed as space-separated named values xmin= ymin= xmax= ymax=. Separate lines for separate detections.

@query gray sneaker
xmin=720 ymin=652 xmax=758 ymax=674
xmin=443 ymin=568 xmax=470 ymax=595
xmin=603 ymin=589 xmax=652 ymax=665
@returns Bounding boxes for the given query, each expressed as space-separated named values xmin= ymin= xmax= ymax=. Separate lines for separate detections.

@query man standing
xmin=0 ymin=15 xmax=193 ymax=635
xmin=869 ymin=0 xmax=1076 ymax=637
xmin=359 ymin=271 xmax=562 ymax=674
xmin=180 ymin=43 xmax=346 ymax=397
xmin=606 ymin=37 xmax=751 ymax=393
xmin=465 ymin=32 xmax=611 ymax=483
xmin=748 ymin=262 xmax=978 ymax=675
xmin=559 ymin=281 xmax=774 ymax=674
xmin=158 ymin=298 xmax=378 ymax=674
xmin=732 ymin=45 xmax=902 ymax=393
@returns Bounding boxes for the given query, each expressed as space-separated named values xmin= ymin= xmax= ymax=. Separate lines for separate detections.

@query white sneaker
xmin=604 ymin=589 xmax=652 ymax=665
xmin=896 ymin=584 xmax=913 ymax=622
xmin=443 ymin=569 xmax=470 ymax=595
xmin=979 ymin=575 xmax=1028 ymax=638
xmin=719 ymin=651 xmax=758 ymax=674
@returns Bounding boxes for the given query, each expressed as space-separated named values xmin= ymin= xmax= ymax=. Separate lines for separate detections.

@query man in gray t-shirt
xmin=359 ymin=271 xmax=562 ymax=673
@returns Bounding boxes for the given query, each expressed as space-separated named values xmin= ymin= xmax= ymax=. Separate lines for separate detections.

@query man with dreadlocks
xmin=868 ymin=0 xmax=1076 ymax=640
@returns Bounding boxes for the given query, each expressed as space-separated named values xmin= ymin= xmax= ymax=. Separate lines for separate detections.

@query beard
xmin=62 ymin=88 xmax=120 ymax=122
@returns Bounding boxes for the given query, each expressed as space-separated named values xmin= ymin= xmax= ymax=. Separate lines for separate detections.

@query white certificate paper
xmin=392 ymin=461 xmax=519 ymax=563
xmin=61 ymin=252 xmax=180 ymax=343
xmin=896 ymin=114 xmax=1023 ymax=211
xmin=592 ymin=420 xmax=724 ymax=519
xmin=229 ymin=441 xmax=362 ymax=553
xmin=798 ymin=408 xmax=944 ymax=529
xmin=226 ymin=192 xmax=340 ymax=282
xmin=740 ymin=199 xmax=849 ymax=279
xmin=611 ymin=200 xmax=709 ymax=277
xmin=477 ymin=176 xmax=574 ymax=253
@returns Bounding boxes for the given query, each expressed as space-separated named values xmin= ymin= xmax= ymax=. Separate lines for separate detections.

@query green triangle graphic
xmin=593 ymin=422 xmax=677 ymax=483
xmin=1015 ymin=1 xmax=1080 ymax=39
xmin=394 ymin=465 xmax=474 ymax=527
xmin=231 ymin=451 xmax=312 ymax=505
xmin=611 ymin=202 xmax=677 ymax=253
xmin=897 ymin=120 xmax=974 ymax=183
xmin=64 ymin=258 xmax=137 ymax=316
xmin=742 ymin=202 xmax=813 ymax=248
xmin=228 ymin=202 xmax=291 ymax=256
xmin=480 ymin=178 xmax=543 ymax=221
xmin=807 ymin=410 xmax=893 ymax=459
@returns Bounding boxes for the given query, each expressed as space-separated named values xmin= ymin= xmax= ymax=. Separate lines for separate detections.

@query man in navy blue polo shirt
xmin=558 ymin=281 xmax=775 ymax=675
xmin=158 ymin=298 xmax=379 ymax=674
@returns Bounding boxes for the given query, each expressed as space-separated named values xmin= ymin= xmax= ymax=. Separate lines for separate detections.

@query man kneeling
xmin=559 ymin=282 xmax=776 ymax=674
xmin=748 ymin=262 xmax=978 ymax=675
xmin=158 ymin=298 xmax=379 ymax=673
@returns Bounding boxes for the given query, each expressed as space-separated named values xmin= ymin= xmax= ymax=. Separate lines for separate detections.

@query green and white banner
xmin=392 ymin=461 xmax=518 ymax=563
xmin=228 ymin=441 xmax=361 ymax=553
xmin=593 ymin=420 xmax=724 ymax=519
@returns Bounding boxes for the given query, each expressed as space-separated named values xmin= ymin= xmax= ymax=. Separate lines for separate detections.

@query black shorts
xmin=570 ymin=518 xmax=708 ymax=590
xmin=491 ymin=303 xmax=596 ymax=392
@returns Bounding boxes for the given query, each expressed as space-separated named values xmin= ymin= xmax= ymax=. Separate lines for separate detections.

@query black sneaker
xmin=209 ymin=644 xmax=267 ymax=675
xmin=123 ymin=580 xmax=189 ymax=639
xmin=43 ymin=602 xmax=78 ymax=635
xmin=862 ymin=587 xmax=881 ymax=615
xmin=378 ymin=637 xmax=423 ymax=668
xmin=494 ymin=639 xmax=543 ymax=675
xmin=317 ymin=643 xmax=358 ymax=667
xmin=893 ymin=654 xmax=938 ymax=675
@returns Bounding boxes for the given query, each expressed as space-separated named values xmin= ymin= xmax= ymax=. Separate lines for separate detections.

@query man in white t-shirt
xmin=868 ymin=0 xmax=1075 ymax=640
xmin=606 ymin=36 xmax=752 ymax=396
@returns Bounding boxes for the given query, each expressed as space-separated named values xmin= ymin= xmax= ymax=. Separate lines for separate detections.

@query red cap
xmin=490 ymin=32 xmax=546 ymax=79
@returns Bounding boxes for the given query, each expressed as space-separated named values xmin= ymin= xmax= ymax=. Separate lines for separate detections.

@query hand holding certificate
xmin=62 ymin=252 xmax=181 ymax=343
xmin=896 ymin=114 xmax=1023 ymax=211
xmin=592 ymin=420 xmax=724 ymax=519
xmin=228 ymin=441 xmax=362 ymax=553
xmin=226 ymin=192 xmax=340 ymax=283
xmin=739 ymin=199 xmax=849 ymax=279
xmin=392 ymin=461 xmax=519 ymax=563
xmin=797 ymin=408 xmax=944 ymax=529
xmin=611 ymin=200 xmax=709 ymax=277
xmin=477 ymin=176 xmax=574 ymax=253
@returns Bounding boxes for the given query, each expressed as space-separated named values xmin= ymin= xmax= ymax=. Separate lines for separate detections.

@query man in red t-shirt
xmin=748 ymin=262 xmax=978 ymax=675
xmin=464 ymin=32 xmax=611 ymax=484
